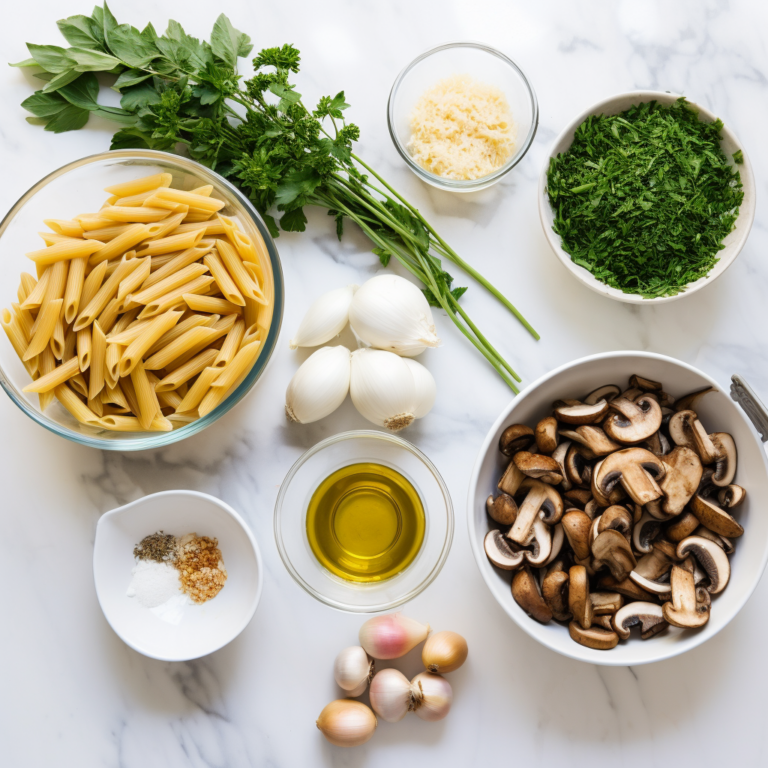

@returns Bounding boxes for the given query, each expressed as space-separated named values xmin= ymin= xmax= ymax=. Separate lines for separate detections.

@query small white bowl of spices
xmin=388 ymin=42 xmax=538 ymax=192
xmin=93 ymin=490 xmax=262 ymax=661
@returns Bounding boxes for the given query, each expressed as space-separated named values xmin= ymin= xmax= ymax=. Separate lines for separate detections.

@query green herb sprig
xmin=546 ymin=98 xmax=743 ymax=298
xmin=11 ymin=4 xmax=538 ymax=391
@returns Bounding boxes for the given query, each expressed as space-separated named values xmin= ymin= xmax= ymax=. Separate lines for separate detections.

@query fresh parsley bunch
xmin=12 ymin=3 xmax=538 ymax=390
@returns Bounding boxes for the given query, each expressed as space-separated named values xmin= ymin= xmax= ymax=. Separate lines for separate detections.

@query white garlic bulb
xmin=289 ymin=284 xmax=358 ymax=349
xmin=402 ymin=358 xmax=436 ymax=419
xmin=350 ymin=348 xmax=417 ymax=431
xmin=369 ymin=669 xmax=412 ymax=723
xmin=410 ymin=672 xmax=453 ymax=722
xmin=349 ymin=274 xmax=440 ymax=357
xmin=334 ymin=646 xmax=374 ymax=697
xmin=285 ymin=346 xmax=351 ymax=424
xmin=316 ymin=699 xmax=377 ymax=747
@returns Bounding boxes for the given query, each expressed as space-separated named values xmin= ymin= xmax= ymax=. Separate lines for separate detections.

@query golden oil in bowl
xmin=306 ymin=463 xmax=426 ymax=582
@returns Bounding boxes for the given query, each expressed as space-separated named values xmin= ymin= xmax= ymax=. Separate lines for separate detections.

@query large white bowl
xmin=94 ymin=490 xmax=263 ymax=661
xmin=538 ymin=92 xmax=756 ymax=304
xmin=468 ymin=352 xmax=768 ymax=666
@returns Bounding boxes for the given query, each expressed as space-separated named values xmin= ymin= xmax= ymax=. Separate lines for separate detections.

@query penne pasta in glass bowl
xmin=0 ymin=150 xmax=283 ymax=449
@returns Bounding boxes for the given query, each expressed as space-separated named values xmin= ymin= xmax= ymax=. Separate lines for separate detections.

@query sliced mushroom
xmin=568 ymin=622 xmax=619 ymax=650
xmin=676 ymin=536 xmax=731 ymax=594
xmin=710 ymin=433 xmax=737 ymax=487
xmin=659 ymin=446 xmax=703 ymax=516
xmin=718 ymin=484 xmax=746 ymax=510
xmin=644 ymin=498 xmax=667 ymax=521
xmin=508 ymin=479 xmax=564 ymax=545
xmin=590 ymin=591 xmax=624 ymax=615
xmin=499 ymin=424 xmax=535 ymax=456
xmin=665 ymin=511 xmax=700 ymax=543
xmin=513 ymin=451 xmax=563 ymax=485
xmin=486 ymin=493 xmax=518 ymax=525
xmin=583 ymin=499 xmax=601 ymax=520
xmin=633 ymin=512 xmax=662 ymax=554
xmin=694 ymin=526 xmax=735 ymax=554
xmin=597 ymin=574 xmax=658 ymax=602
xmin=689 ymin=494 xmax=744 ymax=538
xmin=603 ymin=396 xmax=663 ymax=445
xmin=523 ymin=518 xmax=553 ymax=567
xmin=554 ymin=400 xmax=610 ymax=425
xmin=498 ymin=459 xmax=525 ymax=497
xmin=584 ymin=384 xmax=621 ymax=405
xmin=484 ymin=529 xmax=524 ymax=570
xmin=662 ymin=565 xmax=710 ymax=629
xmin=592 ymin=615 xmax=615 ymax=631
xmin=594 ymin=447 xmax=666 ymax=506
xmin=658 ymin=391 xmax=676 ymax=408
xmin=551 ymin=441 xmax=572 ymax=492
xmin=591 ymin=530 xmax=636 ymax=581
xmin=542 ymin=524 xmax=565 ymax=566
xmin=644 ymin=430 xmax=671 ymax=457
xmin=668 ymin=410 xmax=719 ymax=464
xmin=561 ymin=510 xmax=592 ymax=560
xmin=629 ymin=374 xmax=662 ymax=392
xmin=558 ymin=425 xmax=620 ymax=457
xmin=565 ymin=444 xmax=591 ymax=487
xmin=512 ymin=566 xmax=552 ymax=624
xmin=591 ymin=457 xmax=630 ymax=507
xmin=598 ymin=505 xmax=634 ymax=541
xmin=568 ymin=565 xmax=593 ymax=629
xmin=613 ymin=602 xmax=667 ymax=640
xmin=629 ymin=546 xmax=674 ymax=594
xmin=563 ymin=488 xmax=592 ymax=508
xmin=674 ymin=386 xmax=716 ymax=413
xmin=621 ymin=388 xmax=644 ymax=401
xmin=534 ymin=416 xmax=559 ymax=455
xmin=542 ymin=569 xmax=571 ymax=621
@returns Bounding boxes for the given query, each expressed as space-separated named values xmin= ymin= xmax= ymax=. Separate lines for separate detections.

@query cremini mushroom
xmin=554 ymin=400 xmax=610 ymax=424
xmin=565 ymin=444 xmax=592 ymax=487
xmin=689 ymin=493 xmax=744 ymax=538
xmin=598 ymin=505 xmax=634 ymax=541
xmin=568 ymin=622 xmax=619 ymax=650
xmin=718 ymin=484 xmax=746 ymax=510
xmin=590 ymin=591 xmax=624 ymax=615
xmin=591 ymin=530 xmax=636 ymax=581
xmin=568 ymin=565 xmax=593 ymax=629
xmin=559 ymin=425 xmax=620 ymax=457
xmin=710 ymin=433 xmax=737 ymax=487
xmin=629 ymin=374 xmax=662 ymax=392
xmin=542 ymin=569 xmax=571 ymax=621
xmin=484 ymin=529 xmax=524 ymax=570
xmin=673 ymin=386 xmax=715 ymax=413
xmin=534 ymin=417 xmax=559 ymax=455
xmin=598 ymin=574 xmax=657 ymax=602
xmin=498 ymin=459 xmax=525 ymax=497
xmin=543 ymin=524 xmax=565 ymax=567
xmin=633 ymin=512 xmax=662 ymax=554
xmin=668 ymin=410 xmax=719 ymax=464
xmin=662 ymin=565 xmax=710 ymax=628
xmin=551 ymin=442 xmax=573 ymax=492
xmin=629 ymin=546 xmax=674 ymax=595
xmin=499 ymin=424 xmax=535 ymax=456
xmin=508 ymin=479 xmax=564 ymax=545
xmin=594 ymin=447 xmax=666 ymax=506
xmin=613 ymin=602 xmax=667 ymax=640
xmin=564 ymin=488 xmax=592 ymax=508
xmin=694 ymin=526 xmax=735 ymax=554
xmin=658 ymin=446 xmax=703 ymax=516
xmin=486 ymin=493 xmax=518 ymax=525
xmin=561 ymin=510 xmax=592 ymax=561
xmin=513 ymin=451 xmax=563 ymax=485
xmin=665 ymin=511 xmax=700 ymax=543
xmin=584 ymin=384 xmax=621 ymax=404
xmin=512 ymin=566 xmax=552 ymax=623
xmin=524 ymin=518 xmax=553 ymax=567
xmin=603 ymin=396 xmax=663 ymax=444
xmin=676 ymin=536 xmax=731 ymax=594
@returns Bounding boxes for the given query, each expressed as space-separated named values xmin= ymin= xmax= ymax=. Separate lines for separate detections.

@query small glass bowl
xmin=387 ymin=41 xmax=539 ymax=192
xmin=0 ymin=150 xmax=284 ymax=450
xmin=274 ymin=430 xmax=454 ymax=613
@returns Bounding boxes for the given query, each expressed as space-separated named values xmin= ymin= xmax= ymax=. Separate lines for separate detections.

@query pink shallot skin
xmin=359 ymin=613 xmax=430 ymax=660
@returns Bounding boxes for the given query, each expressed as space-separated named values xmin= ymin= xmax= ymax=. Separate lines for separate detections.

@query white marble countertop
xmin=2 ymin=1 xmax=768 ymax=766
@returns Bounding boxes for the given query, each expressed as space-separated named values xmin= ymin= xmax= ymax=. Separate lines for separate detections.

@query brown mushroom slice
xmin=508 ymin=479 xmax=563 ymax=544
xmin=629 ymin=546 xmax=674 ymax=594
xmin=486 ymin=493 xmax=519 ymax=526
xmin=718 ymin=484 xmax=746 ymax=510
xmin=592 ymin=530 xmax=637 ymax=582
xmin=498 ymin=459 xmax=525 ymax=497
xmin=561 ymin=510 xmax=593 ymax=560
xmin=558 ymin=426 xmax=620 ymax=457
xmin=534 ymin=417 xmax=559 ymax=456
xmin=568 ymin=622 xmax=619 ymax=650
xmin=484 ymin=529 xmax=524 ymax=570
xmin=542 ymin=524 xmax=565 ymax=567
xmin=568 ymin=565 xmax=593 ymax=629
xmin=583 ymin=499 xmax=601 ymax=520
xmin=693 ymin=526 xmax=735 ymax=554
xmin=513 ymin=451 xmax=563 ymax=485
xmin=523 ymin=518 xmax=553 ymax=567
xmin=665 ymin=511 xmax=700 ymax=543
xmin=563 ymin=488 xmax=592 ymax=508
xmin=584 ymin=384 xmax=621 ymax=405
xmin=689 ymin=494 xmax=744 ymax=538
xmin=633 ymin=511 xmax=662 ymax=554
xmin=590 ymin=591 xmax=624 ymax=615
xmin=668 ymin=410 xmax=719 ymax=464
xmin=598 ymin=505 xmax=634 ymax=541
xmin=613 ymin=602 xmax=667 ymax=640
xmin=551 ymin=442 xmax=572 ymax=492
xmin=603 ymin=396 xmax=663 ymax=444
xmin=594 ymin=447 xmax=666 ymax=506
xmin=658 ymin=391 xmax=676 ymax=408
xmin=644 ymin=430 xmax=671 ymax=457
xmin=674 ymin=386 xmax=716 ymax=413
xmin=553 ymin=398 xmax=583 ymax=408
xmin=644 ymin=498 xmax=667 ymax=520
xmin=621 ymin=388 xmax=644 ymax=401
xmin=592 ymin=615 xmax=615 ymax=631
xmin=565 ymin=444 xmax=591 ymax=487
xmin=512 ymin=566 xmax=552 ymax=624
xmin=676 ymin=536 xmax=731 ymax=594
xmin=554 ymin=400 xmax=610 ymax=425
xmin=662 ymin=565 xmax=710 ymax=629
xmin=710 ymin=433 xmax=737 ymax=487
xmin=629 ymin=374 xmax=662 ymax=392
xmin=542 ymin=569 xmax=571 ymax=622
xmin=499 ymin=424 xmax=535 ymax=456
xmin=591 ymin=458 xmax=629 ymax=507
xmin=659 ymin=446 xmax=703 ymax=516
xmin=597 ymin=574 xmax=657 ymax=602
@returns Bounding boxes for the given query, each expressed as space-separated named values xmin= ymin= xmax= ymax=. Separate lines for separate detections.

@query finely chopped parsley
xmin=546 ymin=98 xmax=743 ymax=298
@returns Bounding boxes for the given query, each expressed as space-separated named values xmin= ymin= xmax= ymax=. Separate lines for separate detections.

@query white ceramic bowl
xmin=468 ymin=351 xmax=768 ymax=666
xmin=94 ymin=490 xmax=262 ymax=661
xmin=538 ymin=91 xmax=756 ymax=304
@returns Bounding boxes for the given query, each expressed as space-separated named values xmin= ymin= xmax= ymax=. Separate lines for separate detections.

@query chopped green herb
xmin=546 ymin=98 xmax=743 ymax=298
xmin=733 ymin=149 xmax=744 ymax=165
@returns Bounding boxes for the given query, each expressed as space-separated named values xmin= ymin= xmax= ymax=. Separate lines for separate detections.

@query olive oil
xmin=306 ymin=463 xmax=425 ymax=583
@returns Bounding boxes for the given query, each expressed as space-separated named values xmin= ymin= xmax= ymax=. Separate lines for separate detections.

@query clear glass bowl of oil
xmin=274 ymin=431 xmax=454 ymax=612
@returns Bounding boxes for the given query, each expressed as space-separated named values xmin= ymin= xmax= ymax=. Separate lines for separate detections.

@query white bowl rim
xmin=93 ymin=489 xmax=263 ymax=661
xmin=537 ymin=90 xmax=756 ymax=305
xmin=467 ymin=350 xmax=768 ymax=666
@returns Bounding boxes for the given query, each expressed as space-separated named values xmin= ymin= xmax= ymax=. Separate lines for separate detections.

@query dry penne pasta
xmin=70 ymin=372 xmax=88 ymax=398
xmin=143 ymin=326 xmax=221 ymax=370
xmin=216 ymin=239 xmax=266 ymax=303
xmin=131 ymin=262 xmax=209 ymax=306
xmin=88 ymin=223 xmax=150 ymax=265
xmin=183 ymin=294 xmax=243 ymax=315
xmin=77 ymin=327 xmax=91 ymax=371
xmin=176 ymin=366 xmax=220 ymax=413
xmin=145 ymin=187 xmax=225 ymax=213
xmin=170 ymin=221 xmax=226 ymax=238
xmin=100 ymin=206 xmax=172 ymax=223
xmin=63 ymin=256 xmax=87 ymax=324
xmin=104 ymin=172 xmax=172 ymax=198
xmin=19 ymin=273 xmax=37 ymax=303
xmin=76 ymin=214 xmax=116 ymax=231
xmin=204 ymin=252 xmax=244 ymax=305
xmin=37 ymin=346 xmax=56 ymax=410
xmin=98 ymin=414 xmax=172 ymax=432
xmin=155 ymin=347 xmax=219 ymax=392
xmin=114 ymin=190 xmax=158 ymax=207
xmin=89 ymin=321 xmax=107 ymax=400
xmin=39 ymin=232 xmax=80 ymax=246
xmin=26 ymin=239 xmax=104 ymax=265
xmin=22 ymin=356 xmax=80 ymax=393
xmin=117 ymin=257 xmax=151 ymax=302
xmin=82 ymin=224 xmax=135 ymax=241
xmin=142 ymin=212 xmax=186 ymax=242
xmin=172 ymin=314 xmax=236 ymax=367
xmin=214 ymin=318 xmax=245 ymax=368
xmin=142 ymin=243 xmax=214 ymax=288
xmin=1 ymin=308 xmax=37 ymax=377
xmin=130 ymin=361 xmax=158 ymax=430
xmin=118 ymin=309 xmax=182 ymax=376
xmin=44 ymin=219 xmax=84 ymax=238
xmin=74 ymin=257 xmax=141 ymax=331
xmin=199 ymin=341 xmax=262 ymax=417
xmin=12 ymin=303 xmax=34 ymax=342
xmin=183 ymin=210 xmax=215 ymax=223
xmin=24 ymin=298 xmax=62 ymax=360
xmin=144 ymin=313 xmax=215 ymax=356
xmin=62 ymin=324 xmax=78 ymax=363
xmin=21 ymin=270 xmax=50 ymax=310
xmin=138 ymin=275 xmax=214 ymax=319
xmin=54 ymin=383 xmax=100 ymax=425
xmin=105 ymin=343 xmax=122 ymax=388
xmin=218 ymin=214 xmax=266 ymax=276
xmin=79 ymin=260 xmax=107 ymax=310
xmin=103 ymin=382 xmax=129 ymax=410
xmin=51 ymin=314 xmax=66 ymax=360
xmin=135 ymin=227 xmax=206 ymax=257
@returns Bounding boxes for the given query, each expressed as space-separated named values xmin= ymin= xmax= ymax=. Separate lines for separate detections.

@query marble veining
xmin=2 ymin=1 xmax=768 ymax=766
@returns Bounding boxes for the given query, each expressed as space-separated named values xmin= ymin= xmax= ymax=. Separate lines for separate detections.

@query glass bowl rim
xmin=387 ymin=40 xmax=540 ymax=191
xmin=0 ymin=149 xmax=284 ymax=451
xmin=274 ymin=429 xmax=455 ymax=613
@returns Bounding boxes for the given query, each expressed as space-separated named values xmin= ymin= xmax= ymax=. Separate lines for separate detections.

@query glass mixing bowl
xmin=274 ymin=430 xmax=454 ymax=612
xmin=0 ymin=150 xmax=284 ymax=450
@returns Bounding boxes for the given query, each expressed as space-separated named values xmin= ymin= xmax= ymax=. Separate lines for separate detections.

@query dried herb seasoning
xmin=134 ymin=531 xmax=177 ymax=563
xmin=546 ymin=98 xmax=744 ymax=298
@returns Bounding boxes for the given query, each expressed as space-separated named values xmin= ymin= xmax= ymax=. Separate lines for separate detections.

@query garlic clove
xmin=316 ymin=699 xmax=377 ymax=747
xmin=289 ymin=284 xmax=358 ymax=349
xmin=285 ymin=346 xmax=351 ymax=424
xmin=369 ymin=668 xmax=412 ymax=723
xmin=359 ymin=612 xmax=430 ymax=659
xmin=422 ymin=631 xmax=468 ymax=674
xmin=349 ymin=274 xmax=439 ymax=357
xmin=334 ymin=646 xmax=374 ymax=695
xmin=350 ymin=348 xmax=416 ymax=431
xmin=402 ymin=358 xmax=436 ymax=419
xmin=410 ymin=672 xmax=453 ymax=722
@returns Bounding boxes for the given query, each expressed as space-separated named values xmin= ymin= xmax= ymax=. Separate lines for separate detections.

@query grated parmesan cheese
xmin=406 ymin=75 xmax=516 ymax=181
